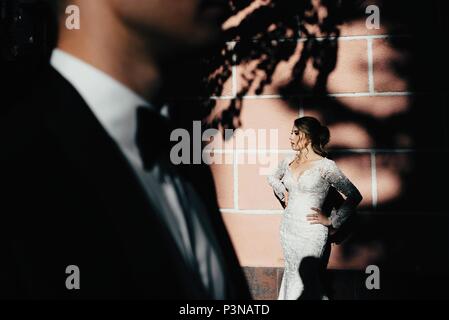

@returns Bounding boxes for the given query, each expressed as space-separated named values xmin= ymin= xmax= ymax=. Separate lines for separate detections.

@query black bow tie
xmin=136 ymin=106 xmax=175 ymax=170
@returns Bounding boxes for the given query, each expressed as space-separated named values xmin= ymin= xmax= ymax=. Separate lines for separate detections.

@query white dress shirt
xmin=50 ymin=49 xmax=226 ymax=298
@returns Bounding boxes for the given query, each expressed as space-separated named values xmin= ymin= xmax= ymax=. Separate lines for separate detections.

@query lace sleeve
xmin=322 ymin=160 xmax=363 ymax=229
xmin=267 ymin=158 xmax=288 ymax=201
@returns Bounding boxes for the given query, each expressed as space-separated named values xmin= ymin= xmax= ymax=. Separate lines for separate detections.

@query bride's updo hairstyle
xmin=294 ymin=117 xmax=330 ymax=157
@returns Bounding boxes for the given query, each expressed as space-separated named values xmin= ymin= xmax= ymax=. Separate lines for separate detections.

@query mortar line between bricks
xmin=206 ymin=149 xmax=417 ymax=154
xmin=224 ymin=34 xmax=411 ymax=47
xmin=219 ymin=209 xmax=449 ymax=215
xmin=298 ymin=96 xmax=304 ymax=118
xmin=371 ymin=151 xmax=378 ymax=209
xmin=367 ymin=38 xmax=375 ymax=94
xmin=220 ymin=209 xmax=377 ymax=215
xmin=233 ymin=150 xmax=239 ymax=210
xmin=211 ymin=91 xmax=415 ymax=100
xmin=232 ymin=65 xmax=238 ymax=98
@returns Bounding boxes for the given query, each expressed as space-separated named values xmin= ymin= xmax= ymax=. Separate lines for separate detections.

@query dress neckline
xmin=287 ymin=157 xmax=326 ymax=182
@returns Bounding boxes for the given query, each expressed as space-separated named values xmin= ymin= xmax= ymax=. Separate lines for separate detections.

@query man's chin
xmin=199 ymin=0 xmax=231 ymax=25
xmin=183 ymin=27 xmax=225 ymax=51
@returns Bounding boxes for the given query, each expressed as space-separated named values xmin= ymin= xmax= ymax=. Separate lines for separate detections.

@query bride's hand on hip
xmin=307 ymin=207 xmax=331 ymax=227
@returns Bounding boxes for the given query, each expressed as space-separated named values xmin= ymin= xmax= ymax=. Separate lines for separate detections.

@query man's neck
xmin=56 ymin=11 xmax=161 ymax=103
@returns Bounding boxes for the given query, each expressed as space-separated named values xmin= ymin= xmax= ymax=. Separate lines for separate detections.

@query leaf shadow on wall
xmin=167 ymin=0 xmax=449 ymax=299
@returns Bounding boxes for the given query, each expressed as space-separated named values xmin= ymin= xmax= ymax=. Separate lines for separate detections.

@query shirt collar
xmin=50 ymin=48 xmax=155 ymax=168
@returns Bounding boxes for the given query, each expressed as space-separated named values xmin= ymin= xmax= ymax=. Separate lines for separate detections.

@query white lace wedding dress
xmin=267 ymin=155 xmax=362 ymax=300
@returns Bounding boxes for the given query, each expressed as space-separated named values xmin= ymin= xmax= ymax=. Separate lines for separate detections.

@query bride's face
xmin=289 ymin=126 xmax=309 ymax=151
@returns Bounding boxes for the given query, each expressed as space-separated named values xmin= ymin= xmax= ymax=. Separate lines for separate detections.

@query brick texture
xmin=210 ymin=0 xmax=449 ymax=299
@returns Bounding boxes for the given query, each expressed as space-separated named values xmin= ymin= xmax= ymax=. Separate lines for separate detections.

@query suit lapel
xmin=40 ymin=67 xmax=207 ymax=298
xmin=179 ymin=164 xmax=252 ymax=299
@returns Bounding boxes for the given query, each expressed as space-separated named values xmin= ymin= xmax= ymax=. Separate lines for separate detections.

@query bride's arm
xmin=267 ymin=159 xmax=288 ymax=206
xmin=323 ymin=160 xmax=363 ymax=229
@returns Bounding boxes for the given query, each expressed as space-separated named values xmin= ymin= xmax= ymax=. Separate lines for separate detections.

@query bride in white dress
xmin=267 ymin=117 xmax=363 ymax=300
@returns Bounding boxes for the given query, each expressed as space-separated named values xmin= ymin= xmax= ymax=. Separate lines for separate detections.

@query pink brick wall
xmin=208 ymin=0 xmax=449 ymax=276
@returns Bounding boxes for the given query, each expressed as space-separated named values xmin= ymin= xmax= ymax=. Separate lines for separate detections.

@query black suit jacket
xmin=0 ymin=67 xmax=251 ymax=300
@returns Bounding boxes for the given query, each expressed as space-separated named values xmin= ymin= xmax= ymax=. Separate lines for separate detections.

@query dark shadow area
xmin=2 ymin=0 xmax=449 ymax=299
xmin=0 ymin=0 xmax=56 ymax=115
xmin=297 ymin=256 xmax=327 ymax=300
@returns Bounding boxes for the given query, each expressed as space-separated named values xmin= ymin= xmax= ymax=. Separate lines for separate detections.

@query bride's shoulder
xmin=323 ymin=157 xmax=337 ymax=164
xmin=319 ymin=157 xmax=338 ymax=172
xmin=322 ymin=157 xmax=334 ymax=164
